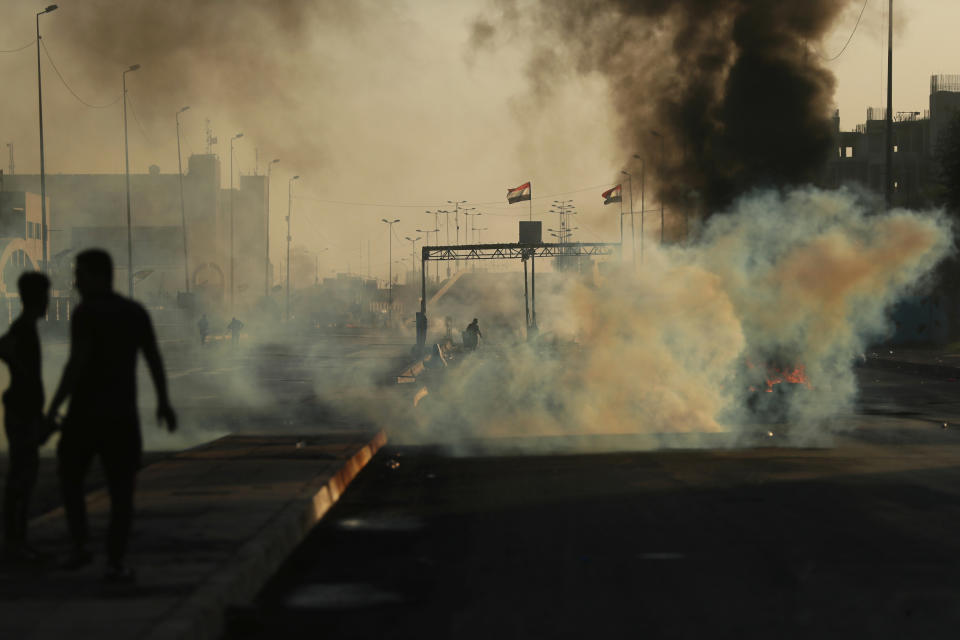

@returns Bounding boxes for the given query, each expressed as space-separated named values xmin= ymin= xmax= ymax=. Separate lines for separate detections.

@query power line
xmin=820 ymin=0 xmax=869 ymax=62
xmin=41 ymin=39 xmax=121 ymax=109
xmin=0 ymin=40 xmax=33 ymax=54
xmin=126 ymin=93 xmax=153 ymax=146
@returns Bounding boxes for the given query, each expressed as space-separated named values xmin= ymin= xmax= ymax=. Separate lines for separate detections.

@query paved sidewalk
xmin=0 ymin=431 xmax=386 ymax=640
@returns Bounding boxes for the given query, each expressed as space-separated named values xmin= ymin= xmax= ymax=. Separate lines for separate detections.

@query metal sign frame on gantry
xmin=416 ymin=241 xmax=618 ymax=349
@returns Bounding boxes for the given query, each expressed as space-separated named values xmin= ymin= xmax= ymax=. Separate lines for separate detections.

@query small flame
xmin=764 ymin=364 xmax=811 ymax=392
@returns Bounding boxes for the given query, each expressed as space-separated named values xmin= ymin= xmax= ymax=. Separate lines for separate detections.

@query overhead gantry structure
xmin=416 ymin=241 xmax=619 ymax=350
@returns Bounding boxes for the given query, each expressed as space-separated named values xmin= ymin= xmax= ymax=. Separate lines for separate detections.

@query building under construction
xmin=823 ymin=74 xmax=960 ymax=208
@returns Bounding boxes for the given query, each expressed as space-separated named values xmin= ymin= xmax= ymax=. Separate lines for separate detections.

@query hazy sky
xmin=0 ymin=0 xmax=954 ymax=281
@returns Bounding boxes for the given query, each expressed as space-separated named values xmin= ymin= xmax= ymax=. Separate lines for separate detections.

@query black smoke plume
xmin=473 ymin=0 xmax=857 ymax=225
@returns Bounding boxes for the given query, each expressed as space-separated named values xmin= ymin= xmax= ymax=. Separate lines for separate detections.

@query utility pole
xmin=436 ymin=209 xmax=452 ymax=278
xmin=885 ymin=0 xmax=894 ymax=208
xmin=405 ymin=236 xmax=421 ymax=285
xmin=6 ymin=143 xmax=13 ymax=175
xmin=229 ymin=132 xmax=243 ymax=310
xmin=265 ymin=158 xmax=279 ymax=296
xmin=286 ymin=175 xmax=300 ymax=321
xmin=36 ymin=4 xmax=58 ymax=275
xmin=382 ymin=218 xmax=400 ymax=326
xmin=176 ymin=106 xmax=190 ymax=293
xmin=122 ymin=63 xmax=141 ymax=298
xmin=650 ymin=130 xmax=664 ymax=245
xmin=621 ymin=171 xmax=636 ymax=267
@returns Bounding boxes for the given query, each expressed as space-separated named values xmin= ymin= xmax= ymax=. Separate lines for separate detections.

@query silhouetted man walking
xmin=464 ymin=318 xmax=482 ymax=351
xmin=47 ymin=249 xmax=176 ymax=581
xmin=0 ymin=272 xmax=49 ymax=561
xmin=227 ymin=316 xmax=244 ymax=346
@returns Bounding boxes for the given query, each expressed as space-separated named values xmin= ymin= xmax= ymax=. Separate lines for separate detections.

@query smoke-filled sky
xmin=0 ymin=0 xmax=956 ymax=281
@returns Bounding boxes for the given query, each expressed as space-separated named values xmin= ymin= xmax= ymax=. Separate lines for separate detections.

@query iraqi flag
xmin=507 ymin=181 xmax=532 ymax=204
xmin=602 ymin=184 xmax=622 ymax=205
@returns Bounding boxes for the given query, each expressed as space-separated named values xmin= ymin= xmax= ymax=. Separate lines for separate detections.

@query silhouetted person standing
xmin=197 ymin=313 xmax=209 ymax=346
xmin=227 ymin=316 xmax=244 ymax=346
xmin=0 ymin=272 xmax=49 ymax=561
xmin=47 ymin=249 xmax=176 ymax=581
xmin=464 ymin=318 xmax=482 ymax=351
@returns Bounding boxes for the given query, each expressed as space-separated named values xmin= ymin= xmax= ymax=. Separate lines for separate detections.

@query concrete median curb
xmin=142 ymin=430 xmax=387 ymax=640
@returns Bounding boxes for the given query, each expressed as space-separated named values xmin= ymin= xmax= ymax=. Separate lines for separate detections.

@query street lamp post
xmin=265 ymin=158 xmax=279 ymax=297
xmin=447 ymin=200 xmax=467 ymax=245
xmin=436 ymin=209 xmax=453 ymax=278
xmin=229 ymin=132 xmax=243 ymax=310
xmin=620 ymin=170 xmax=635 ymax=268
xmin=285 ymin=174 xmax=299 ymax=321
xmin=633 ymin=153 xmax=645 ymax=263
xmin=473 ymin=226 xmax=487 ymax=243
xmin=405 ymin=236 xmax=421 ymax=284
xmin=382 ymin=219 xmax=400 ymax=326
xmin=36 ymin=4 xmax=57 ymax=276
xmin=176 ymin=105 xmax=190 ymax=293
xmin=416 ymin=226 xmax=438 ymax=284
xmin=651 ymin=130 xmax=664 ymax=245
xmin=122 ymin=63 xmax=141 ymax=298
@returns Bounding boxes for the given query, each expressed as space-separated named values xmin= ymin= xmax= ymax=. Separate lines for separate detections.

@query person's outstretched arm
xmin=140 ymin=309 xmax=177 ymax=432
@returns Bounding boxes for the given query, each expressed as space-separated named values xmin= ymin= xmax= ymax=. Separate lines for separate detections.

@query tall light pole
xmin=285 ymin=174 xmax=299 ymax=321
xmin=633 ymin=153 xmax=645 ymax=263
xmin=463 ymin=210 xmax=482 ymax=243
xmin=36 ymin=4 xmax=57 ymax=276
xmin=447 ymin=200 xmax=467 ymax=245
xmin=265 ymin=157 xmax=279 ymax=297
xmin=229 ymin=132 xmax=243 ymax=309
xmin=405 ymin=236 xmax=421 ymax=284
xmin=382 ymin=218 xmax=399 ymax=326
xmin=473 ymin=226 xmax=487 ymax=243
xmin=620 ymin=171 xmax=635 ymax=268
xmin=416 ymin=227 xmax=438 ymax=284
xmin=176 ymin=105 xmax=190 ymax=293
xmin=651 ymin=130 xmax=664 ymax=245
xmin=885 ymin=0 xmax=894 ymax=207
xmin=423 ymin=209 xmax=442 ymax=284
xmin=436 ymin=209 xmax=453 ymax=278
xmin=122 ymin=63 xmax=141 ymax=298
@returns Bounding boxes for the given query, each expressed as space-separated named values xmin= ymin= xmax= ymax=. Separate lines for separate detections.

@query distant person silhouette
xmin=197 ymin=313 xmax=209 ymax=346
xmin=0 ymin=272 xmax=49 ymax=561
xmin=227 ymin=317 xmax=244 ymax=346
xmin=464 ymin=318 xmax=482 ymax=351
xmin=46 ymin=249 xmax=176 ymax=581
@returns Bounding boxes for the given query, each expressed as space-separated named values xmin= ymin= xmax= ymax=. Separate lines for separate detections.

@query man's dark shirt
xmin=67 ymin=292 xmax=154 ymax=423
xmin=0 ymin=315 xmax=43 ymax=419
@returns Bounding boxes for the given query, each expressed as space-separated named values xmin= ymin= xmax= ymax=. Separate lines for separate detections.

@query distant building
xmin=5 ymin=153 xmax=267 ymax=308
xmin=0 ymin=190 xmax=48 ymax=288
xmin=823 ymin=74 xmax=960 ymax=208
xmin=0 ymin=190 xmax=53 ymax=324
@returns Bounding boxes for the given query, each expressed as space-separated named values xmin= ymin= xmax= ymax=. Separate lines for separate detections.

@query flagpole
xmin=640 ymin=160 xmax=645 ymax=264
xmin=528 ymin=183 xmax=532 ymax=222
xmin=619 ymin=196 xmax=623 ymax=255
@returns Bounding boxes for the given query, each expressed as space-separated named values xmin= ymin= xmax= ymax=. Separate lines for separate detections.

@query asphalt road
xmin=225 ymin=364 xmax=960 ymax=639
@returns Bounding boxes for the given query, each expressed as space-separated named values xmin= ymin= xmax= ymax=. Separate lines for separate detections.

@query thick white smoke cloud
xmin=384 ymin=187 xmax=953 ymax=452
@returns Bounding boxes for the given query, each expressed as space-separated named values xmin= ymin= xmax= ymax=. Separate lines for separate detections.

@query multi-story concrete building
xmin=5 ymin=153 xmax=268 ymax=309
xmin=823 ymin=74 xmax=960 ymax=209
